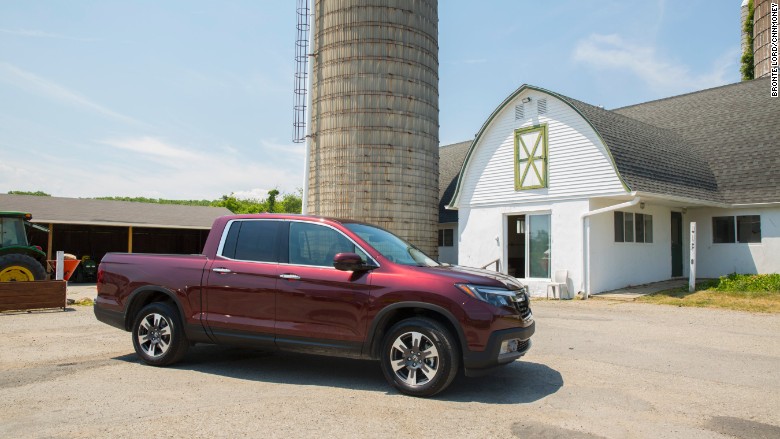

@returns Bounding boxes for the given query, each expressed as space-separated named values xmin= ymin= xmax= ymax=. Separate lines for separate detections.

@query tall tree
xmin=266 ymin=189 xmax=280 ymax=213
xmin=741 ymin=0 xmax=755 ymax=81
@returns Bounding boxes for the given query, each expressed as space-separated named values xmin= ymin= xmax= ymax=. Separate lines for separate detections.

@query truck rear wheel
xmin=380 ymin=317 xmax=460 ymax=397
xmin=0 ymin=254 xmax=46 ymax=282
xmin=131 ymin=302 xmax=189 ymax=366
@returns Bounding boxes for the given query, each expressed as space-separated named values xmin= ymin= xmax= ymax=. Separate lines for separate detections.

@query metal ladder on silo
xmin=292 ymin=0 xmax=310 ymax=144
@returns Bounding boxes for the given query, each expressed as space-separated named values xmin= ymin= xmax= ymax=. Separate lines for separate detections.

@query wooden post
xmin=128 ymin=226 xmax=133 ymax=253
xmin=47 ymin=223 xmax=54 ymax=261
xmin=689 ymin=222 xmax=697 ymax=293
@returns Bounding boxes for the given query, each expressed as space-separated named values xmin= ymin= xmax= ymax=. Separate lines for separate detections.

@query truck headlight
xmin=455 ymin=284 xmax=525 ymax=308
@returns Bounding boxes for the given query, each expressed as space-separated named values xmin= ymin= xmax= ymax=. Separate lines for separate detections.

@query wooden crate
xmin=0 ymin=281 xmax=67 ymax=312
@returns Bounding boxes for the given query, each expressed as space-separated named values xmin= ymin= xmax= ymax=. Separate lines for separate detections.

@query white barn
xmin=444 ymin=78 xmax=780 ymax=297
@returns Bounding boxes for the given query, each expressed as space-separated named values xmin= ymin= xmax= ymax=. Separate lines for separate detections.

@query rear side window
xmin=220 ymin=222 xmax=242 ymax=259
xmin=221 ymin=220 xmax=281 ymax=263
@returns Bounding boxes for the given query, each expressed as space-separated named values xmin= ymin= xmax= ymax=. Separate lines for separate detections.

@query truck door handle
xmin=212 ymin=267 xmax=232 ymax=274
xmin=279 ymin=273 xmax=300 ymax=280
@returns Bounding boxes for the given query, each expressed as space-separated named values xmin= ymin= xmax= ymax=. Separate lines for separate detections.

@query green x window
xmin=514 ymin=124 xmax=548 ymax=190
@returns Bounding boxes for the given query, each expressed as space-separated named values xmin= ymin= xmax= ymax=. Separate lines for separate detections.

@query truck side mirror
xmin=333 ymin=252 xmax=374 ymax=272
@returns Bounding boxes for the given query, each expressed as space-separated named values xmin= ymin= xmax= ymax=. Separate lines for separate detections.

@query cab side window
xmin=221 ymin=220 xmax=281 ymax=263
xmin=289 ymin=222 xmax=367 ymax=267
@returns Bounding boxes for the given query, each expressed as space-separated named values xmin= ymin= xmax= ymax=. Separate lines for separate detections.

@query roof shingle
xmin=438 ymin=141 xmax=471 ymax=223
xmin=613 ymin=78 xmax=779 ymax=204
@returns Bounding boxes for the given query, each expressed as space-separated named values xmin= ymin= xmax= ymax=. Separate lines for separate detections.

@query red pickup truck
xmin=94 ymin=214 xmax=534 ymax=397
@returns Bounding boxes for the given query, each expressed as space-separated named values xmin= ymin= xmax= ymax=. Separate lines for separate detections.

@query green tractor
xmin=0 ymin=212 xmax=49 ymax=282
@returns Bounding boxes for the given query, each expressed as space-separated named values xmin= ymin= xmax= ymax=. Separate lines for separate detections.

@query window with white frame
xmin=614 ymin=211 xmax=653 ymax=243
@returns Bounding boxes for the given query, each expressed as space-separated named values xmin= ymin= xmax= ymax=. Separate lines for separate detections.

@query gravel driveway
xmin=1 ymin=299 xmax=779 ymax=438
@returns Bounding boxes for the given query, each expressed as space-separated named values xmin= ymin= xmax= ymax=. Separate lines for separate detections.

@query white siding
xmin=587 ymin=200 xmax=674 ymax=294
xmin=458 ymin=200 xmax=588 ymax=297
xmin=458 ymin=90 xmax=625 ymax=207
xmin=437 ymin=223 xmax=458 ymax=265
xmin=686 ymin=207 xmax=780 ymax=277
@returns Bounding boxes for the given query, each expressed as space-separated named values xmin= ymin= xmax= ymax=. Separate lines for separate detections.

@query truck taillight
xmin=97 ymin=267 xmax=104 ymax=285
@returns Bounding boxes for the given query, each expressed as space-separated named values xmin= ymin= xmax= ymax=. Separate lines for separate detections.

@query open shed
xmin=0 ymin=194 xmax=232 ymax=280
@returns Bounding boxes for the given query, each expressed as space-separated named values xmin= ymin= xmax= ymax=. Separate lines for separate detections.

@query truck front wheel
xmin=131 ymin=302 xmax=189 ymax=366
xmin=380 ymin=317 xmax=460 ymax=397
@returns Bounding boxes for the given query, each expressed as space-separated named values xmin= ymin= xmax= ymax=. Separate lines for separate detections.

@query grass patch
xmin=72 ymin=298 xmax=94 ymax=307
xmin=638 ymin=274 xmax=780 ymax=313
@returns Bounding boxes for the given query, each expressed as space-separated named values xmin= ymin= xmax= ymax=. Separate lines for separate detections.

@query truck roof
xmin=0 ymin=211 xmax=32 ymax=219
xmin=218 ymin=213 xmax=368 ymax=226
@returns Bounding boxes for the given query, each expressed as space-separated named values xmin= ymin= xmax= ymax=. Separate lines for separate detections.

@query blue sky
xmin=0 ymin=1 xmax=742 ymax=200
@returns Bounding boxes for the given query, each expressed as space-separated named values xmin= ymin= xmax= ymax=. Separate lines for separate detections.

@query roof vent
xmin=537 ymin=98 xmax=547 ymax=115
xmin=515 ymin=104 xmax=524 ymax=120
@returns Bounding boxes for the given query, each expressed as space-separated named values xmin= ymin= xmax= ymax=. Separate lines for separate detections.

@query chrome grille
xmin=511 ymin=291 xmax=532 ymax=319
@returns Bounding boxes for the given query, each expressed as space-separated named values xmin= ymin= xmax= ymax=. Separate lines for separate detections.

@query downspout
xmin=580 ymin=197 xmax=640 ymax=298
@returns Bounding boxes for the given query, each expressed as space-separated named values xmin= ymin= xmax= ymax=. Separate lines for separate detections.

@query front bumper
xmin=462 ymin=321 xmax=535 ymax=376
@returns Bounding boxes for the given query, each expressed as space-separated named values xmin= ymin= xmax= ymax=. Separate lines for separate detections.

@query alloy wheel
xmin=389 ymin=331 xmax=440 ymax=387
xmin=136 ymin=313 xmax=172 ymax=358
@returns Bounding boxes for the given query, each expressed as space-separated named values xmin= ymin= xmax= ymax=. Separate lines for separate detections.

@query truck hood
xmin=421 ymin=265 xmax=526 ymax=291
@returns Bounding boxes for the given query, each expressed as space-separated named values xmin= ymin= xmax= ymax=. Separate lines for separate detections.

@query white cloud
xmin=258 ymin=139 xmax=306 ymax=157
xmin=101 ymin=137 xmax=202 ymax=161
xmin=572 ymin=34 xmax=738 ymax=94
xmin=0 ymin=145 xmax=302 ymax=200
xmin=0 ymin=131 xmax=305 ymax=200
xmin=0 ymin=28 xmax=97 ymax=42
xmin=0 ymin=63 xmax=141 ymax=125
xmin=77 ymin=136 xmax=303 ymax=199
xmin=230 ymin=188 xmax=273 ymax=200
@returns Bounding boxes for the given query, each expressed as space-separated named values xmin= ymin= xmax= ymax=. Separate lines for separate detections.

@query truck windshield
xmin=0 ymin=218 xmax=29 ymax=247
xmin=344 ymin=223 xmax=439 ymax=267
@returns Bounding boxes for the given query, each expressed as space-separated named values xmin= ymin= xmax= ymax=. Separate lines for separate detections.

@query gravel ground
xmin=1 ymin=299 xmax=779 ymax=438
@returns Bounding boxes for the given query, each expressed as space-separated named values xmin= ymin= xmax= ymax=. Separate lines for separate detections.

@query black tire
xmin=0 ymin=254 xmax=47 ymax=281
xmin=71 ymin=265 xmax=83 ymax=283
xmin=380 ymin=317 xmax=460 ymax=397
xmin=131 ymin=302 xmax=188 ymax=366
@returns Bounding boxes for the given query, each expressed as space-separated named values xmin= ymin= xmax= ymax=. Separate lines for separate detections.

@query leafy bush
xmin=7 ymin=190 xmax=51 ymax=196
xmin=715 ymin=273 xmax=780 ymax=294
xmin=96 ymin=189 xmax=303 ymax=214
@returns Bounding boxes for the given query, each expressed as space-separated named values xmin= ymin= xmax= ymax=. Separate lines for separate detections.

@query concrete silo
xmin=751 ymin=0 xmax=775 ymax=78
xmin=305 ymin=0 xmax=440 ymax=256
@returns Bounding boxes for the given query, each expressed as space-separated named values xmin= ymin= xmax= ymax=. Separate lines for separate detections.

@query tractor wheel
xmin=0 ymin=254 xmax=47 ymax=282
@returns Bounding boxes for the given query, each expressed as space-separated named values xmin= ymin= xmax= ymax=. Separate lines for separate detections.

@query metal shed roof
xmin=0 ymin=194 xmax=233 ymax=229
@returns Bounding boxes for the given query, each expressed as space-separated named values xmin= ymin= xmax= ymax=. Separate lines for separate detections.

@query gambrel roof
xmin=448 ymin=78 xmax=778 ymax=209
xmin=565 ymin=97 xmax=722 ymax=203
xmin=614 ymin=78 xmax=778 ymax=205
